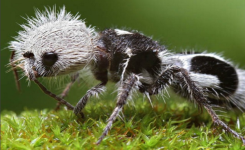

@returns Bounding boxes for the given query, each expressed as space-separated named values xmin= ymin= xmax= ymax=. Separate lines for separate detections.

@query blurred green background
xmin=1 ymin=0 xmax=245 ymax=113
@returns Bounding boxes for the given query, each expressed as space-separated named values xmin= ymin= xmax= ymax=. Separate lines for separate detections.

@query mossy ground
xmin=1 ymin=96 xmax=245 ymax=150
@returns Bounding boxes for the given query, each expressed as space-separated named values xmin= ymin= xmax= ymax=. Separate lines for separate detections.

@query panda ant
xmin=8 ymin=7 xmax=245 ymax=145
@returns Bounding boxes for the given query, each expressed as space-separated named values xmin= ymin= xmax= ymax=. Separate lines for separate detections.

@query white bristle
xmin=9 ymin=6 xmax=98 ymax=78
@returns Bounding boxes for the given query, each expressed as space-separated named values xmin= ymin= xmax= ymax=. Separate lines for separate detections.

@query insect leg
xmin=73 ymin=82 xmax=107 ymax=118
xmin=175 ymin=67 xmax=245 ymax=145
xmin=55 ymin=73 xmax=79 ymax=111
xmin=204 ymin=104 xmax=245 ymax=144
xmin=10 ymin=51 xmax=21 ymax=92
xmin=96 ymin=74 xmax=138 ymax=144
xmin=33 ymin=79 xmax=74 ymax=110
xmin=147 ymin=66 xmax=176 ymax=95
xmin=148 ymin=66 xmax=244 ymax=144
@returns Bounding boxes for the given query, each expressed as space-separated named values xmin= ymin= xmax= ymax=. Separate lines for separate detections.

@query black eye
xmin=42 ymin=52 xmax=58 ymax=69
xmin=23 ymin=52 xmax=34 ymax=58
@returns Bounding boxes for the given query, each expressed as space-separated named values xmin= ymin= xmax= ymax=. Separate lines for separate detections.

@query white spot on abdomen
xmin=190 ymin=73 xmax=220 ymax=88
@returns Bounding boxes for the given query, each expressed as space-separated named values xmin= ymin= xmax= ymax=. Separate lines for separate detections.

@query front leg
xmin=55 ymin=73 xmax=79 ymax=111
xmin=96 ymin=74 xmax=139 ymax=144
xmin=33 ymin=79 xmax=75 ymax=110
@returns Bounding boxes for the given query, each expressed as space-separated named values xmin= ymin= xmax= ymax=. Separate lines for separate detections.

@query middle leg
xmin=96 ymin=74 xmax=139 ymax=144
xmin=73 ymin=82 xmax=107 ymax=118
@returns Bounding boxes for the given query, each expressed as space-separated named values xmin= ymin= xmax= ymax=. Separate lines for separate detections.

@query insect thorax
xmin=92 ymin=29 xmax=164 ymax=84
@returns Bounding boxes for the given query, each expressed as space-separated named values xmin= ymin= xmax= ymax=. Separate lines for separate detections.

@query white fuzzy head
xmin=9 ymin=6 xmax=97 ymax=79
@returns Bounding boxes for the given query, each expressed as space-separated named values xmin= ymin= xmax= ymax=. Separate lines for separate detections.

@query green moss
xmin=1 ymin=98 xmax=245 ymax=149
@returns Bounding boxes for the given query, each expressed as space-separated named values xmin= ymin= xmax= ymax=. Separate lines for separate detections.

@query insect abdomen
xmin=190 ymin=55 xmax=239 ymax=97
xmin=188 ymin=55 xmax=245 ymax=110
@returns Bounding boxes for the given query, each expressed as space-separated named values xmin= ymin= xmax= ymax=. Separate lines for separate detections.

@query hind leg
xmin=148 ymin=66 xmax=245 ymax=144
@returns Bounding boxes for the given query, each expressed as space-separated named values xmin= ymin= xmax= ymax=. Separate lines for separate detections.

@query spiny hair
xmin=9 ymin=6 xmax=98 ymax=78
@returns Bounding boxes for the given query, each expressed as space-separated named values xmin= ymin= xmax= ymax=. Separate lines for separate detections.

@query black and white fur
xmin=9 ymin=7 xmax=245 ymax=145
